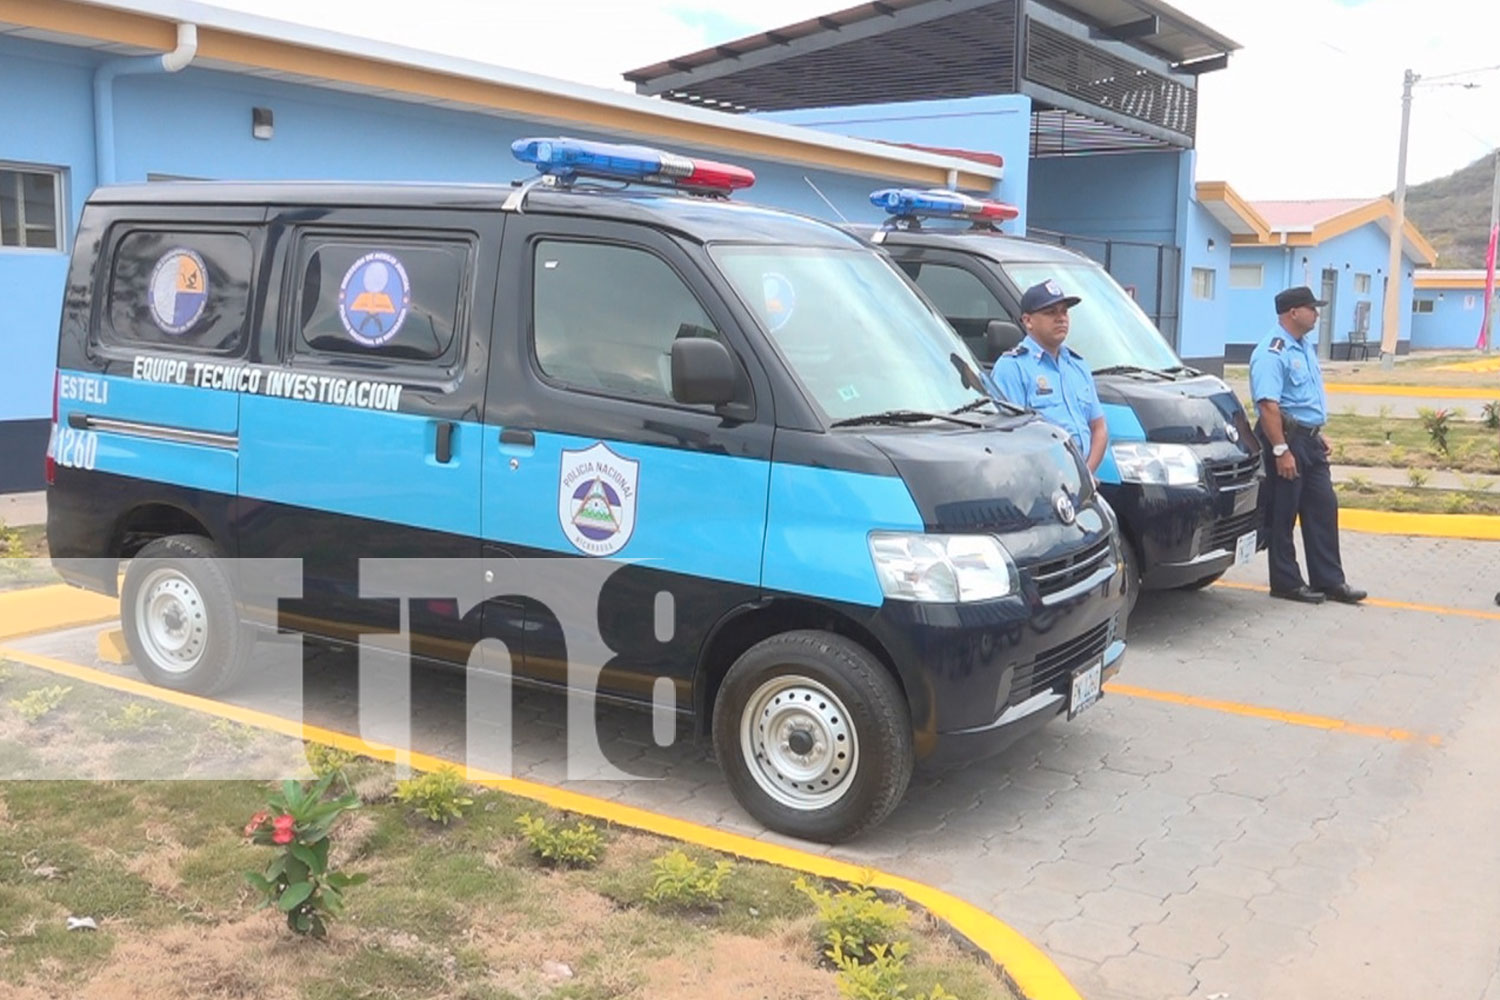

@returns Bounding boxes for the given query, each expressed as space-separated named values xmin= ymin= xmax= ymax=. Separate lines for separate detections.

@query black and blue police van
xmin=855 ymin=189 xmax=1265 ymax=615
xmin=46 ymin=139 xmax=1126 ymax=842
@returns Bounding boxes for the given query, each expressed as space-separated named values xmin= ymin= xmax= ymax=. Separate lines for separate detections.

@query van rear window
xmin=104 ymin=230 xmax=252 ymax=352
xmin=295 ymin=238 xmax=468 ymax=364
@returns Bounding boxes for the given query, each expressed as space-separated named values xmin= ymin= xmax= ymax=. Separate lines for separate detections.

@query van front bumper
xmin=1102 ymin=478 xmax=1261 ymax=590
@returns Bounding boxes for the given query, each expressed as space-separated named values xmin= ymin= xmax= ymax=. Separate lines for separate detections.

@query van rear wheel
xmin=712 ymin=630 xmax=912 ymax=844
xmin=121 ymin=535 xmax=251 ymax=695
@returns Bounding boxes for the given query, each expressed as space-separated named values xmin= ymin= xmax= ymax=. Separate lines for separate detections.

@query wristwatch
xmin=1272 ymin=443 xmax=1289 ymax=457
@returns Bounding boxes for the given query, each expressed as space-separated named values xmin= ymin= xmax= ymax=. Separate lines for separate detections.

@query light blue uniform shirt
xmin=1249 ymin=326 xmax=1326 ymax=425
xmin=992 ymin=335 xmax=1104 ymax=456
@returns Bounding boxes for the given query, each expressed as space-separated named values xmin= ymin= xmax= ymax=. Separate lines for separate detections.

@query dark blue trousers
xmin=1257 ymin=427 xmax=1347 ymax=593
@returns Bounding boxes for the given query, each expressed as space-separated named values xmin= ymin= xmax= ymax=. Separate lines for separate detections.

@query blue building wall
xmin=1412 ymin=287 xmax=1489 ymax=349
xmin=0 ymin=33 xmax=955 ymax=481
xmin=753 ymin=95 xmax=1032 ymax=231
xmin=1180 ymin=197 xmax=1234 ymax=366
xmin=1227 ymin=224 xmax=1421 ymax=361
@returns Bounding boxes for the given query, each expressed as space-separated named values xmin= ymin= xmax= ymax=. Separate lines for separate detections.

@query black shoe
xmin=1270 ymin=585 xmax=1326 ymax=604
xmin=1321 ymin=583 xmax=1367 ymax=604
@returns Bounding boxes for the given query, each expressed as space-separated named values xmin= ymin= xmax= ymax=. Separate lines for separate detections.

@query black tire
xmin=120 ymin=534 xmax=251 ymax=695
xmin=1176 ymin=569 xmax=1226 ymax=591
xmin=712 ymin=630 xmax=913 ymax=844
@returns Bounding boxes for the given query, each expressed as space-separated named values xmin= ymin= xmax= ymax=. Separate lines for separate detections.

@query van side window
xmin=901 ymin=262 xmax=1002 ymax=362
xmin=532 ymin=240 xmax=721 ymax=403
xmin=104 ymin=230 xmax=252 ymax=353
xmin=294 ymin=237 xmax=469 ymax=365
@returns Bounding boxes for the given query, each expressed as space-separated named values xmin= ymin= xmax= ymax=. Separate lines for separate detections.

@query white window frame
xmin=1191 ymin=266 xmax=1216 ymax=301
xmin=1228 ymin=264 xmax=1263 ymax=289
xmin=0 ymin=161 xmax=66 ymax=252
xmin=1412 ymin=298 xmax=1434 ymax=314
xmin=1354 ymin=272 xmax=1372 ymax=294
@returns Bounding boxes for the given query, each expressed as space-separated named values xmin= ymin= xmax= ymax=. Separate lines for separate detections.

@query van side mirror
xmin=671 ymin=337 xmax=737 ymax=406
xmin=986 ymin=319 xmax=1024 ymax=358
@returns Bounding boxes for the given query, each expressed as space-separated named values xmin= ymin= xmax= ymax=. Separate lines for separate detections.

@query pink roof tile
xmin=1249 ymin=198 xmax=1377 ymax=231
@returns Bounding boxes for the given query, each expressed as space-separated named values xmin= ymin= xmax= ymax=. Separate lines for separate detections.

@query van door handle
xmin=499 ymin=428 xmax=534 ymax=448
xmin=435 ymin=421 xmax=455 ymax=464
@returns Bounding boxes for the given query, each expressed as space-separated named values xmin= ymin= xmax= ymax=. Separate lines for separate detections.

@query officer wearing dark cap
xmin=1249 ymin=285 xmax=1366 ymax=605
xmin=992 ymin=280 xmax=1108 ymax=471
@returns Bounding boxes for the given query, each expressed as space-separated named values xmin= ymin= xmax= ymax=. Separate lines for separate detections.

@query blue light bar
xmin=870 ymin=187 xmax=1019 ymax=223
xmin=511 ymin=137 xmax=755 ymax=192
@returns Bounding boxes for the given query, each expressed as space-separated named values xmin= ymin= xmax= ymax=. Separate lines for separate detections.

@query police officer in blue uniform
xmin=1250 ymin=286 xmax=1366 ymax=605
xmin=992 ymin=280 xmax=1108 ymax=472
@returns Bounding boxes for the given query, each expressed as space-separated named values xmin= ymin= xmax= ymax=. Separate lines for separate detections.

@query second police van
xmin=857 ymin=190 xmax=1266 ymax=615
xmin=47 ymin=139 xmax=1126 ymax=842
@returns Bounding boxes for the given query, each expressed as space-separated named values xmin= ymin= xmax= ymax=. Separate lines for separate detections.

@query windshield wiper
xmin=950 ymin=396 xmax=1027 ymax=416
xmin=1161 ymin=364 xmax=1204 ymax=378
xmin=831 ymin=409 xmax=982 ymax=429
xmin=1092 ymin=364 xmax=1174 ymax=381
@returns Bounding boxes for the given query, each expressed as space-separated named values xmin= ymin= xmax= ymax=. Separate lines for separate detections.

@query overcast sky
xmin=210 ymin=0 xmax=1500 ymax=201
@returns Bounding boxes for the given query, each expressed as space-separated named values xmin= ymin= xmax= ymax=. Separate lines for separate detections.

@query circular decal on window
xmin=762 ymin=272 xmax=796 ymax=333
xmin=338 ymin=252 xmax=412 ymax=347
xmin=148 ymin=248 xmax=209 ymax=335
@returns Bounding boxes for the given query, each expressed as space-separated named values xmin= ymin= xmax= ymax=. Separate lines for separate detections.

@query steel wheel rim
xmin=740 ymin=674 xmax=858 ymax=811
xmin=135 ymin=567 xmax=209 ymax=674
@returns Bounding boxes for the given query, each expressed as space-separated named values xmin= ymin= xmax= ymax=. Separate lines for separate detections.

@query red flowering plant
xmin=243 ymin=772 xmax=367 ymax=938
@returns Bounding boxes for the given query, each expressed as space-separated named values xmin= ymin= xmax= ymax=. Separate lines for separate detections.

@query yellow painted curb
xmin=1323 ymin=383 xmax=1500 ymax=399
xmin=1340 ymin=508 xmax=1500 ymax=541
xmin=0 ymin=646 xmax=1081 ymax=1000
xmin=97 ymin=627 xmax=130 ymax=664
xmin=0 ymin=584 xmax=119 ymax=643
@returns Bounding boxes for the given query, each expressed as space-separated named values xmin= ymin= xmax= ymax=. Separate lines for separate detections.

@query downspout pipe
xmin=94 ymin=22 xmax=198 ymax=187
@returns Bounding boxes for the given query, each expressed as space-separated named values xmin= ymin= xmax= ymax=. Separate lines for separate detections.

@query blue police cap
xmin=1019 ymin=279 xmax=1082 ymax=314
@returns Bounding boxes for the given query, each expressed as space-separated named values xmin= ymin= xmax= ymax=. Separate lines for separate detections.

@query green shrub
xmin=829 ymin=938 xmax=954 ymax=1000
xmin=393 ymin=767 xmax=474 ymax=825
xmin=643 ymin=849 xmax=733 ymax=908
xmin=796 ymin=878 xmax=911 ymax=964
xmin=1418 ymin=407 xmax=1454 ymax=456
xmin=1445 ymin=493 xmax=1475 ymax=514
xmin=9 ymin=685 xmax=72 ymax=724
xmin=304 ymin=742 xmax=358 ymax=779
xmin=515 ymin=813 xmax=604 ymax=868
xmin=1346 ymin=474 xmax=1374 ymax=493
xmin=1407 ymin=468 xmax=1431 ymax=488
xmin=0 ymin=521 xmax=20 ymax=558
xmin=1482 ymin=400 xmax=1500 ymax=431
xmin=102 ymin=702 xmax=162 ymax=734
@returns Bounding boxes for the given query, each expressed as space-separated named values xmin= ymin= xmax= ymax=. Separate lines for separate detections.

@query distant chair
xmin=1346 ymin=301 xmax=1372 ymax=361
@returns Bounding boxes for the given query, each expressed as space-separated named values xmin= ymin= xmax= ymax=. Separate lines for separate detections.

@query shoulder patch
xmin=1003 ymin=345 xmax=1028 ymax=358
xmin=1268 ymin=337 xmax=1285 ymax=354
xmin=1065 ymin=346 xmax=1084 ymax=360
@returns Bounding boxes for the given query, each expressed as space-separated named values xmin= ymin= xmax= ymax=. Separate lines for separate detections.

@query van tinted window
xmin=532 ymin=240 xmax=719 ymax=402
xmin=105 ymin=230 xmax=252 ymax=353
xmin=296 ymin=237 xmax=468 ymax=364
xmin=902 ymin=261 xmax=1002 ymax=361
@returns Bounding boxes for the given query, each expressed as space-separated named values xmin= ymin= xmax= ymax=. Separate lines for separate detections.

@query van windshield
xmin=711 ymin=245 xmax=991 ymax=422
xmin=1000 ymin=262 xmax=1181 ymax=372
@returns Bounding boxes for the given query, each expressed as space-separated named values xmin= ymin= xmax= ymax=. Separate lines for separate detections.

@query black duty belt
xmin=1281 ymin=417 xmax=1323 ymax=438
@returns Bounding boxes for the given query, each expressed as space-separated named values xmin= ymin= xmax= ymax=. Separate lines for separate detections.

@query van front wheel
xmin=713 ymin=630 xmax=913 ymax=843
xmin=121 ymin=535 xmax=251 ymax=695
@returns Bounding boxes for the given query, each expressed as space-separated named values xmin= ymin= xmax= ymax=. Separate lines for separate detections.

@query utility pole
xmin=1482 ymin=148 xmax=1500 ymax=354
xmin=1380 ymin=68 xmax=1418 ymax=370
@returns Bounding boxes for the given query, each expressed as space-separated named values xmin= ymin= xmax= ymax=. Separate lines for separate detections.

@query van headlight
xmin=868 ymin=533 xmax=1020 ymax=603
xmin=1110 ymin=442 xmax=1203 ymax=486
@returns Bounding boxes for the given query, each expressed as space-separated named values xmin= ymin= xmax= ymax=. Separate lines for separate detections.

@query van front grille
xmin=1007 ymin=619 xmax=1114 ymax=707
xmin=1027 ymin=538 xmax=1113 ymax=599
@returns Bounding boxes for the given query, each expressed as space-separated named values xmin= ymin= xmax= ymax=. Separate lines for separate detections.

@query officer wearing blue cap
xmin=1250 ymin=285 xmax=1366 ymax=605
xmin=991 ymin=279 xmax=1107 ymax=471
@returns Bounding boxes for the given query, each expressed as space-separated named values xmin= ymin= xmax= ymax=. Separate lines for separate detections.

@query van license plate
xmin=1235 ymin=530 xmax=1257 ymax=566
xmin=1069 ymin=659 xmax=1102 ymax=720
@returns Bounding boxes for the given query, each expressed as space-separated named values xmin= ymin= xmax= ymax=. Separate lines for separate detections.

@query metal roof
xmin=623 ymin=0 xmax=1238 ymax=155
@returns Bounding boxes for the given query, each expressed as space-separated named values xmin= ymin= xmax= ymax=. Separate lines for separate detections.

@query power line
xmin=1419 ymin=62 xmax=1500 ymax=84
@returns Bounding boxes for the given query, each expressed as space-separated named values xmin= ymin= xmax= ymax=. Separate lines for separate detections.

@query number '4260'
xmin=53 ymin=425 xmax=99 ymax=471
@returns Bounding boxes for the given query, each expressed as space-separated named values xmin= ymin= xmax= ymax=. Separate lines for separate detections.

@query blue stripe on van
xmin=763 ymin=462 xmax=923 ymax=608
xmin=239 ymin=394 xmax=485 ymax=539
xmin=1094 ymin=401 xmax=1146 ymax=486
xmin=488 ymin=429 xmax=772 ymax=589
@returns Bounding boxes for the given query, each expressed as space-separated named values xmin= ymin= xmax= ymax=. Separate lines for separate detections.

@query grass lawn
xmin=1336 ymin=482 xmax=1500 ymax=515
xmin=1323 ymin=413 xmax=1500 ymax=475
xmin=0 ymin=659 xmax=1017 ymax=1000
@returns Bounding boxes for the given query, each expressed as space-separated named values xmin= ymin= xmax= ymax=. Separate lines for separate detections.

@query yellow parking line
xmin=1323 ymin=383 xmax=1500 ymax=399
xmin=1103 ymin=682 xmax=1442 ymax=746
xmin=0 ymin=584 xmax=119 ymax=643
xmin=1213 ymin=579 xmax=1500 ymax=622
xmin=0 ymin=645 xmax=1082 ymax=1000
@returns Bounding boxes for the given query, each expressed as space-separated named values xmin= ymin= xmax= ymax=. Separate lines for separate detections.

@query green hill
xmin=1403 ymin=153 xmax=1497 ymax=268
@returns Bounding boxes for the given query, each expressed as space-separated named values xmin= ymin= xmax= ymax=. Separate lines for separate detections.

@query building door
xmin=1318 ymin=268 xmax=1338 ymax=360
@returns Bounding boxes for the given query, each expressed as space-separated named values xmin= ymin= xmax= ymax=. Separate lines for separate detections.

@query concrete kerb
xmin=0 ymin=586 xmax=1081 ymax=1000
